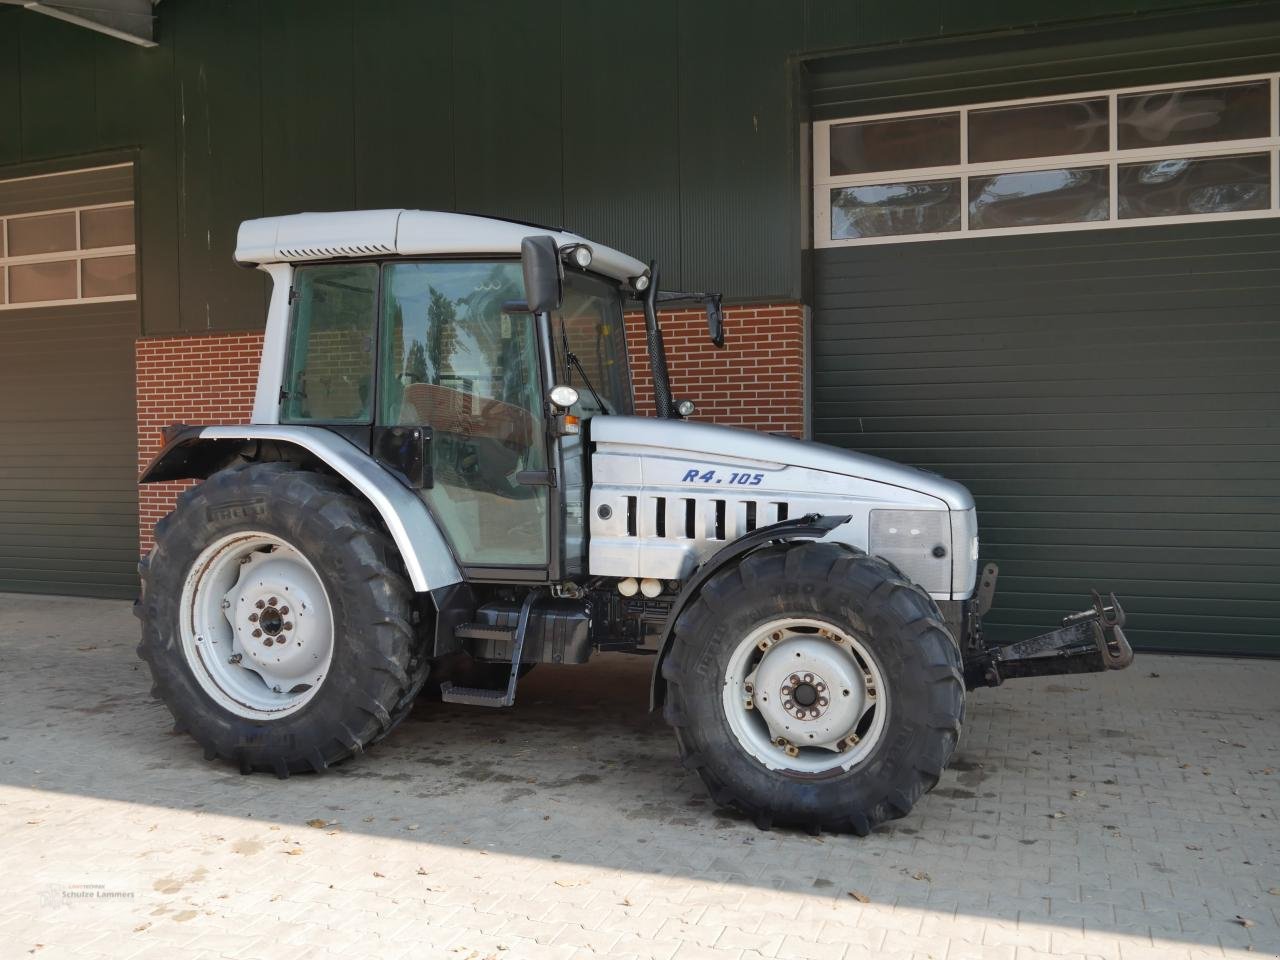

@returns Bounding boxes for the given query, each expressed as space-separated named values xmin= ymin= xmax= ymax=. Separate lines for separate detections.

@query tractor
xmin=137 ymin=209 xmax=1133 ymax=833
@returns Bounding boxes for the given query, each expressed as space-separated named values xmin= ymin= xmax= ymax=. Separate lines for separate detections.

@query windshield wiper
xmin=566 ymin=351 xmax=608 ymax=413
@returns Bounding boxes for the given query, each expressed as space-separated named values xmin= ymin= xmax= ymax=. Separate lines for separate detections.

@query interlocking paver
xmin=1 ymin=593 xmax=1277 ymax=960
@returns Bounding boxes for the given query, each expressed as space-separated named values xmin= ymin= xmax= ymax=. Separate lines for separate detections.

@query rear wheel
xmin=137 ymin=462 xmax=429 ymax=776
xmin=662 ymin=541 xmax=964 ymax=834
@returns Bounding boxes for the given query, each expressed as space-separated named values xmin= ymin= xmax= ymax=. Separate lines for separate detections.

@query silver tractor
xmin=137 ymin=210 xmax=1133 ymax=833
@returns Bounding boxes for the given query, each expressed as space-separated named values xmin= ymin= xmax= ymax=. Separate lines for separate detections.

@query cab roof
xmin=234 ymin=209 xmax=649 ymax=286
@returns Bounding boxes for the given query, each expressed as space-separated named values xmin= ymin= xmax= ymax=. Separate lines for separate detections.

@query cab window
xmin=280 ymin=263 xmax=378 ymax=423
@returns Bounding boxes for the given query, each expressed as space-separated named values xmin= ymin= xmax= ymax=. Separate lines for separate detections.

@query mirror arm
xmin=643 ymin=261 xmax=676 ymax=419
xmin=654 ymin=290 xmax=725 ymax=348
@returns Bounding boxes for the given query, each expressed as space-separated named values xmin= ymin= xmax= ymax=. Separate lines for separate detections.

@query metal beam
xmin=1 ymin=0 xmax=156 ymax=47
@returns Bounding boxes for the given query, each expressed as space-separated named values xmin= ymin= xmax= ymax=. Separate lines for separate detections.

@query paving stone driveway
xmin=0 ymin=592 xmax=1277 ymax=960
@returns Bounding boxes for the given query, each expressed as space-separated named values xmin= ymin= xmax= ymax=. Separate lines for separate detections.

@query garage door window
xmin=0 ymin=202 xmax=136 ymax=307
xmin=814 ymin=74 xmax=1280 ymax=246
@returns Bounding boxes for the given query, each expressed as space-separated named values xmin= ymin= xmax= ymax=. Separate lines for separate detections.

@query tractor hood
xmin=589 ymin=416 xmax=974 ymax=511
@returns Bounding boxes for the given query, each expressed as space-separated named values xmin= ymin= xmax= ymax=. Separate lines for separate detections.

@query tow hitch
xmin=964 ymin=566 xmax=1135 ymax=689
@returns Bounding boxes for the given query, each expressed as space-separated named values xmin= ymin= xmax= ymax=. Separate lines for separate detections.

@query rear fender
xmin=648 ymin=513 xmax=851 ymax=710
xmin=139 ymin=425 xmax=461 ymax=593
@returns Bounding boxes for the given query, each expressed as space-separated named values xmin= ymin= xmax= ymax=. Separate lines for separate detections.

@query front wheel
xmin=661 ymin=541 xmax=964 ymax=834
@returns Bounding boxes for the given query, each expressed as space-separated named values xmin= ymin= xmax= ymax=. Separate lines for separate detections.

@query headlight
xmin=950 ymin=507 xmax=979 ymax=598
xmin=869 ymin=509 xmax=951 ymax=595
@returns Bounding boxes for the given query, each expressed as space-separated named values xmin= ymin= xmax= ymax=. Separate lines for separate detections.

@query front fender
xmin=139 ymin=425 xmax=461 ymax=593
xmin=648 ymin=513 xmax=851 ymax=710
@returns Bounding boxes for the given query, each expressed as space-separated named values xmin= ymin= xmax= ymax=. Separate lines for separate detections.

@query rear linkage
xmin=963 ymin=563 xmax=1135 ymax=689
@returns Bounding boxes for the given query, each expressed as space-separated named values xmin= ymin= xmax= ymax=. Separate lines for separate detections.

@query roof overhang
xmin=2 ymin=0 xmax=156 ymax=47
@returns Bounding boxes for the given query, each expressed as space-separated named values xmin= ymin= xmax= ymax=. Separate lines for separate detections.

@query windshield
xmin=552 ymin=270 xmax=633 ymax=416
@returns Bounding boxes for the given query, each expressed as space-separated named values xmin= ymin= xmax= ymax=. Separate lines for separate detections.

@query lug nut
xmin=279 ymin=606 xmax=289 ymax=615
xmin=252 ymin=628 xmax=262 ymax=638
xmin=263 ymin=638 xmax=274 ymax=647
xmin=283 ymin=622 xmax=293 ymax=632
xmin=268 ymin=597 xmax=278 ymax=606
xmin=249 ymin=612 xmax=259 ymax=622
xmin=255 ymin=599 xmax=265 ymax=610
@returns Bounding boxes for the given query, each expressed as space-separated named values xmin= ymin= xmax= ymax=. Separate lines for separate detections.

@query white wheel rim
xmin=179 ymin=530 xmax=335 ymax=721
xmin=722 ymin=617 xmax=888 ymax=775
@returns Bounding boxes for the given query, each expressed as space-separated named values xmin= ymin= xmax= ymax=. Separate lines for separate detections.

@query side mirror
xmin=521 ymin=235 xmax=562 ymax=314
xmin=706 ymin=295 xmax=725 ymax=348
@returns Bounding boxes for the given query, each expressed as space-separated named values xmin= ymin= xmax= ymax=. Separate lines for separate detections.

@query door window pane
xmin=380 ymin=261 xmax=548 ymax=566
xmin=80 ymin=206 xmax=135 ymax=249
xmin=9 ymin=260 xmax=76 ymax=302
xmin=830 ymin=113 xmax=960 ymax=176
xmin=7 ymin=212 xmax=76 ymax=256
xmin=969 ymin=98 xmax=1109 ymax=163
xmin=969 ymin=167 xmax=1109 ymax=230
xmin=1118 ymin=80 xmax=1270 ymax=149
xmin=281 ymin=263 xmax=378 ymax=423
xmin=1117 ymin=152 xmax=1270 ymax=219
xmin=551 ymin=271 xmax=634 ymax=416
xmin=82 ymin=255 xmax=136 ymax=297
xmin=830 ymin=180 xmax=961 ymax=239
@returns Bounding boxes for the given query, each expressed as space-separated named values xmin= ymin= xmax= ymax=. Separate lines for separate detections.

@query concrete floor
xmin=0 ymin=591 xmax=1277 ymax=960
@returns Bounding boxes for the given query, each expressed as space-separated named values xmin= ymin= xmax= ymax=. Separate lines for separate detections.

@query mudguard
xmin=648 ymin=513 xmax=851 ymax=710
xmin=139 ymin=424 xmax=461 ymax=593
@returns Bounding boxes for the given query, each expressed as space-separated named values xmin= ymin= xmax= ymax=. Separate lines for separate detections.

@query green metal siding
xmin=813 ymin=223 xmax=1280 ymax=654
xmin=2 ymin=0 xmax=1265 ymax=334
xmin=0 ymin=303 xmax=139 ymax=598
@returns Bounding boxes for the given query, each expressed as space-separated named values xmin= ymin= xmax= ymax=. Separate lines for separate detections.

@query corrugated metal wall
xmin=1 ymin=0 xmax=1261 ymax=335
xmin=809 ymin=19 xmax=1280 ymax=655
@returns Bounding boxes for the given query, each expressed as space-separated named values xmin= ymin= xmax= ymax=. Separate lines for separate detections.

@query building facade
xmin=1 ymin=0 xmax=1277 ymax=655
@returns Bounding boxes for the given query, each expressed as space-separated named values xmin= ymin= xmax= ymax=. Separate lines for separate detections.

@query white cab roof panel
xmin=235 ymin=209 xmax=648 ymax=285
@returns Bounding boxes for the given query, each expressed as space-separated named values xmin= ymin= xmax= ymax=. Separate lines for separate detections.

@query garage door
xmin=0 ymin=165 xmax=139 ymax=598
xmin=812 ymin=222 xmax=1280 ymax=656
xmin=808 ymin=19 xmax=1280 ymax=655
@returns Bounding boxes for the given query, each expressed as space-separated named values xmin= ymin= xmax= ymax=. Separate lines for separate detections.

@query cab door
xmin=376 ymin=260 xmax=551 ymax=575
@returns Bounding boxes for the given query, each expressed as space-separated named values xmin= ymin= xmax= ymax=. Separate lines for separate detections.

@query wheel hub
xmin=783 ymin=673 xmax=826 ymax=717
xmin=180 ymin=531 xmax=334 ymax=718
xmin=724 ymin=618 xmax=887 ymax=774
xmin=232 ymin=553 xmax=324 ymax=683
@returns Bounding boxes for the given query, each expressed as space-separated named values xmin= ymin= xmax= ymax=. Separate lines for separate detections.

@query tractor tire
xmin=137 ymin=461 xmax=430 ymax=777
xmin=661 ymin=540 xmax=964 ymax=834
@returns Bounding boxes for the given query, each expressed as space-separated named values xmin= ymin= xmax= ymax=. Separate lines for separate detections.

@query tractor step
xmin=439 ymin=683 xmax=513 ymax=707
xmin=440 ymin=588 xmax=545 ymax=708
xmin=454 ymin=622 xmax=515 ymax=642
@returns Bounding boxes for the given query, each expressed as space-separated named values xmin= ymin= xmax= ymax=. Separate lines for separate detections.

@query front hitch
xmin=964 ymin=574 xmax=1135 ymax=689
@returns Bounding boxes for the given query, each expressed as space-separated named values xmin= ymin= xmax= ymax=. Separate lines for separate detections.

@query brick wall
xmin=136 ymin=332 xmax=264 ymax=552
xmin=134 ymin=303 xmax=805 ymax=550
xmin=624 ymin=303 xmax=805 ymax=436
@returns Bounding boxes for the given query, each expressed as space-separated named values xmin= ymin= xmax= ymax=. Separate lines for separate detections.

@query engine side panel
xmin=589 ymin=438 xmax=953 ymax=595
